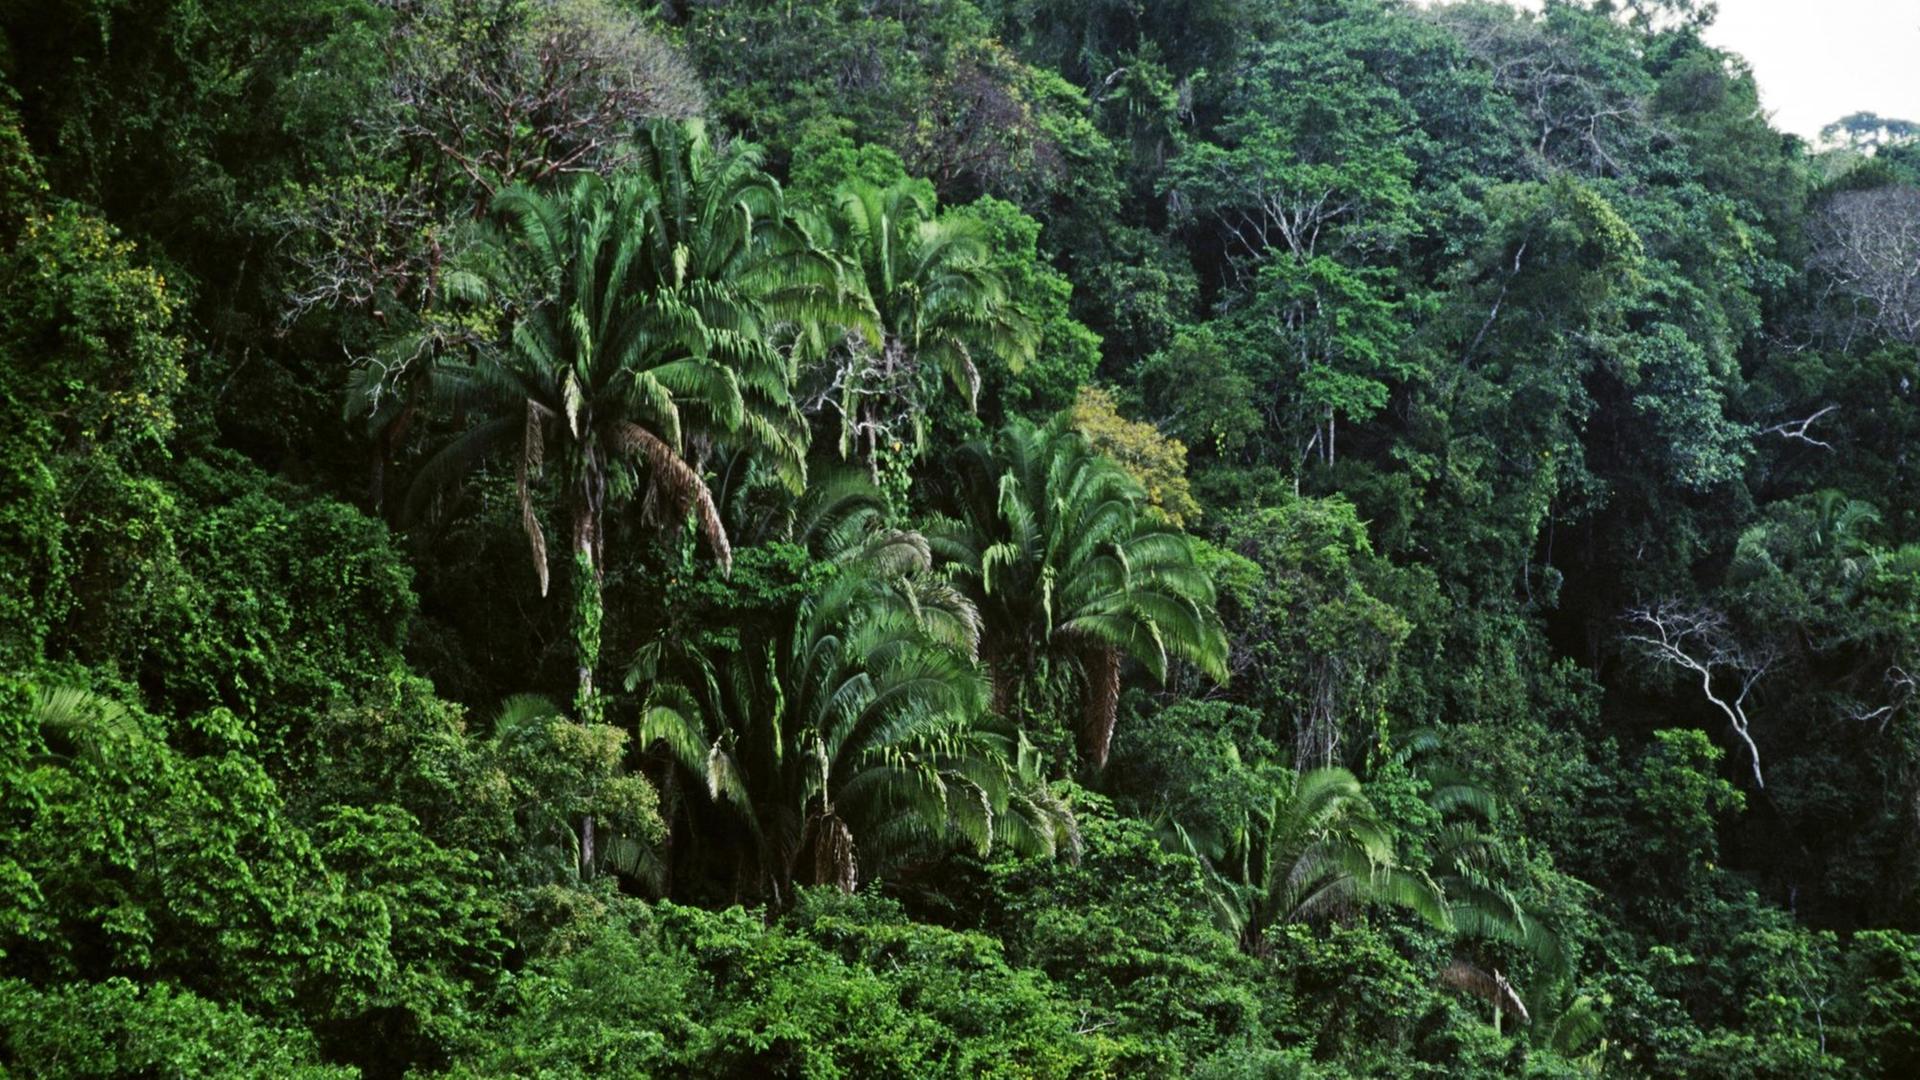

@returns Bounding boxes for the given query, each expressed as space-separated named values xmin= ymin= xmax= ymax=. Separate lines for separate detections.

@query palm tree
xmin=927 ymin=413 xmax=1228 ymax=768
xmin=406 ymin=119 xmax=855 ymax=714
xmin=802 ymin=180 xmax=1034 ymax=464
xmin=1357 ymin=730 xmax=1567 ymax=1031
xmin=1169 ymin=766 xmax=1445 ymax=956
xmin=634 ymin=474 xmax=1074 ymax=902
xmin=1427 ymin=787 xmax=1565 ymax=976
xmin=1417 ymin=760 xmax=1568 ymax=1032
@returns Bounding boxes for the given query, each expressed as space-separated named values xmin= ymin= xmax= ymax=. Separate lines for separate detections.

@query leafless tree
xmin=1845 ymin=665 xmax=1918 ymax=734
xmin=281 ymin=0 xmax=707 ymax=326
xmin=1623 ymin=603 xmax=1776 ymax=787
xmin=797 ymin=333 xmax=925 ymax=477
xmin=379 ymin=0 xmax=706 ymax=207
xmin=1807 ymin=185 xmax=1920 ymax=349
xmin=1427 ymin=2 xmax=1663 ymax=179
xmin=274 ymin=176 xmax=446 ymax=325
xmin=276 ymin=1 xmax=707 ymax=508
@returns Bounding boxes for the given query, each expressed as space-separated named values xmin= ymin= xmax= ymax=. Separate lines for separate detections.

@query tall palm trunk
xmin=571 ymin=496 xmax=602 ymax=716
xmin=571 ymin=493 xmax=603 ymax=877
xmin=984 ymin=641 xmax=1017 ymax=718
xmin=368 ymin=394 xmax=419 ymax=513
xmin=1077 ymin=644 xmax=1123 ymax=769
xmin=801 ymin=741 xmax=858 ymax=893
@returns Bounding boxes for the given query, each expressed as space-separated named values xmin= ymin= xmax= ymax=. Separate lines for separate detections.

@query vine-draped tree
xmin=406 ymin=119 xmax=855 ymax=715
xmin=928 ymin=414 xmax=1228 ymax=768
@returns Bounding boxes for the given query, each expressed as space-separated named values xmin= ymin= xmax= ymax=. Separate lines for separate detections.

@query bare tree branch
xmin=1426 ymin=3 xmax=1668 ymax=180
xmin=377 ymin=0 xmax=707 ymax=206
xmin=1808 ymin=186 xmax=1920 ymax=348
xmin=798 ymin=332 xmax=924 ymax=477
xmin=1845 ymin=665 xmax=1918 ymax=734
xmin=1756 ymin=404 xmax=1839 ymax=451
xmin=1623 ymin=603 xmax=1776 ymax=787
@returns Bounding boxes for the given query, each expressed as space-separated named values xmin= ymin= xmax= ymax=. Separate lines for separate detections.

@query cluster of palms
xmin=929 ymin=415 xmax=1230 ymax=769
xmin=378 ymin=120 xmax=1555 ymax=996
xmin=383 ymin=118 xmax=1221 ymax=899
xmin=406 ymin=121 xmax=834 ymax=714
xmin=365 ymin=120 xmax=1569 ymax=1027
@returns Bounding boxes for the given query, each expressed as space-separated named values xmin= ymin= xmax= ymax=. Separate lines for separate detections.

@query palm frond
xmin=32 ymin=685 xmax=143 ymax=764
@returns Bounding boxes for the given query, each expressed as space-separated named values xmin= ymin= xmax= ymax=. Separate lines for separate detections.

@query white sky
xmin=1423 ymin=0 xmax=1920 ymax=142
xmin=1703 ymin=0 xmax=1920 ymax=141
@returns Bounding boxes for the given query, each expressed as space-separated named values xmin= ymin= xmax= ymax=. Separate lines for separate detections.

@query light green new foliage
xmin=928 ymin=414 xmax=1228 ymax=768
xmin=638 ymin=473 xmax=1075 ymax=900
xmin=482 ymin=693 xmax=663 ymax=885
xmin=405 ymin=119 xmax=858 ymax=708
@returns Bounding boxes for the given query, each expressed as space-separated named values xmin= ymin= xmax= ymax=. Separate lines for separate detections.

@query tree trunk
xmin=658 ymin=766 xmax=679 ymax=898
xmin=1077 ymin=645 xmax=1123 ymax=769
xmin=579 ymin=813 xmax=596 ymax=878
xmin=800 ymin=808 xmax=859 ymax=894
xmin=984 ymin=643 xmax=1017 ymax=718
xmin=571 ymin=501 xmax=601 ymax=718
xmin=368 ymin=396 xmax=418 ymax=514
xmin=570 ymin=498 xmax=603 ymax=876
xmin=368 ymin=442 xmax=386 ymax=514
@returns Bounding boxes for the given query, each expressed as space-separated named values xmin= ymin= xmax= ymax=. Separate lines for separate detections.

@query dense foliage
xmin=4 ymin=0 xmax=1920 ymax=1074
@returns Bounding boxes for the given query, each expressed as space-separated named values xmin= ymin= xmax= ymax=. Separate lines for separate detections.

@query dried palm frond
xmin=1440 ymin=958 xmax=1531 ymax=1026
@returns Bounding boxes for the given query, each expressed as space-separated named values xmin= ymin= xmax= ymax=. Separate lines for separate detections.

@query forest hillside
xmin=3 ymin=0 xmax=1920 ymax=1075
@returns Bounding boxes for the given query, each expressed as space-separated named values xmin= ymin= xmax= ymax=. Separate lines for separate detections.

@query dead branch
xmin=1756 ymin=404 xmax=1839 ymax=451
xmin=1623 ymin=603 xmax=1775 ymax=787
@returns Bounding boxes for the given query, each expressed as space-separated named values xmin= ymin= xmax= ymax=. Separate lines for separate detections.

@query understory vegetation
xmin=4 ymin=0 xmax=1920 ymax=1075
